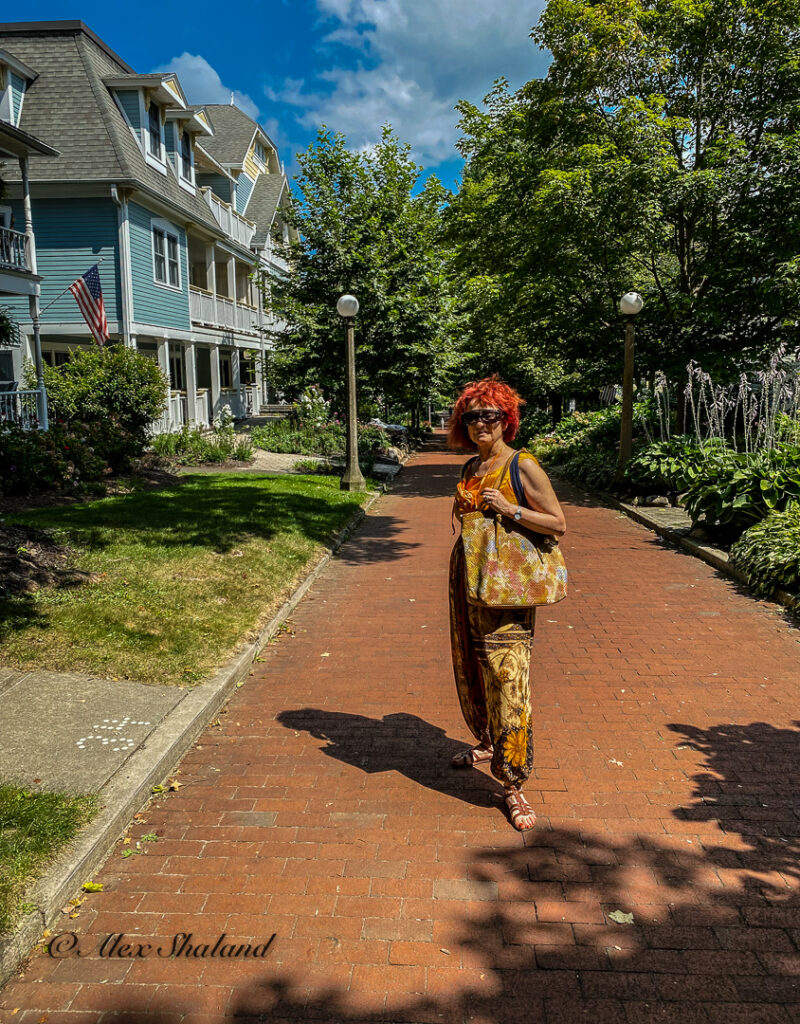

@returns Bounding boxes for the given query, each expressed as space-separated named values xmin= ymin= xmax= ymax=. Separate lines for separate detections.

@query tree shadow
xmin=56 ymin=719 xmax=800 ymax=1022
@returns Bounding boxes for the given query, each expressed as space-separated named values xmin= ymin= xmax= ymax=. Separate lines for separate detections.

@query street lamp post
xmin=336 ymin=293 xmax=366 ymax=492
xmin=616 ymin=291 xmax=644 ymax=481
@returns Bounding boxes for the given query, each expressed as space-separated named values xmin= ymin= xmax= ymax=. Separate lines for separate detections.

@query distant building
xmin=0 ymin=20 xmax=294 ymax=430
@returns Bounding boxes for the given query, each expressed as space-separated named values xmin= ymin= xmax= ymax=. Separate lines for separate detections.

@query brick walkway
xmin=2 ymin=444 xmax=799 ymax=1024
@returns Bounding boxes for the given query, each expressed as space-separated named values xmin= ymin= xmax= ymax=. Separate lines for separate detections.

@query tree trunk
xmin=549 ymin=392 xmax=563 ymax=427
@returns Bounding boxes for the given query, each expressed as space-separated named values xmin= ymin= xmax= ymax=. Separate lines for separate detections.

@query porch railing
xmin=0 ymin=388 xmax=42 ymax=429
xmin=199 ymin=188 xmax=256 ymax=247
xmin=0 ymin=227 xmax=31 ymax=273
xmin=152 ymin=391 xmax=187 ymax=434
xmin=190 ymin=287 xmax=259 ymax=336
xmin=196 ymin=388 xmax=212 ymax=426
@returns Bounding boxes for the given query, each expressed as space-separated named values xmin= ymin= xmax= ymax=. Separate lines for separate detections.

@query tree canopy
xmin=447 ymin=0 xmax=800 ymax=397
xmin=265 ymin=126 xmax=459 ymax=419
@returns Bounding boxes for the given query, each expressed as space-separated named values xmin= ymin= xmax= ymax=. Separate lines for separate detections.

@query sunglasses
xmin=462 ymin=409 xmax=505 ymax=427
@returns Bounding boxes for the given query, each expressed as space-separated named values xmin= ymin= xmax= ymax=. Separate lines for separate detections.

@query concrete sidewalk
xmin=2 ymin=444 xmax=799 ymax=1023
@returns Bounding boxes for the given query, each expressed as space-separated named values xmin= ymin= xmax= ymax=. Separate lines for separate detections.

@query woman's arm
xmin=482 ymin=458 xmax=566 ymax=538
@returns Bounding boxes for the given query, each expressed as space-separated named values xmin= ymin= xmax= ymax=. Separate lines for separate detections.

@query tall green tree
xmin=449 ymin=0 xmax=800 ymax=403
xmin=266 ymin=126 xmax=458 ymax=421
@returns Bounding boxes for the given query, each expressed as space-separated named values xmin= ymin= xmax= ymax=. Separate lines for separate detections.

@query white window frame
xmin=151 ymin=218 xmax=182 ymax=292
xmin=178 ymin=128 xmax=196 ymax=193
xmin=145 ymin=98 xmax=167 ymax=174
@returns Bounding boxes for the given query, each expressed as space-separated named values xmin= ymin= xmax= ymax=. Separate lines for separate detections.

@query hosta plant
xmin=730 ymin=504 xmax=800 ymax=598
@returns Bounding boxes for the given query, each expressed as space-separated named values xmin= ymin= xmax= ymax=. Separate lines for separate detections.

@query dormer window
xmin=181 ymin=131 xmax=192 ymax=180
xmin=148 ymin=101 xmax=162 ymax=159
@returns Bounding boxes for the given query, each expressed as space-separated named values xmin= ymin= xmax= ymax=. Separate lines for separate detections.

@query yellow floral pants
xmin=448 ymin=541 xmax=535 ymax=787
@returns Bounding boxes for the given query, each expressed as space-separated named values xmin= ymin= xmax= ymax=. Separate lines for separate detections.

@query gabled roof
xmin=103 ymin=73 xmax=188 ymax=109
xmin=0 ymin=24 xmax=220 ymax=234
xmin=200 ymin=104 xmax=261 ymax=167
xmin=249 ymin=172 xmax=287 ymax=246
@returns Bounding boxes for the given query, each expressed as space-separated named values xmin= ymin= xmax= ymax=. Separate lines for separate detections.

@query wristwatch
xmin=513 ymin=506 xmax=523 ymax=522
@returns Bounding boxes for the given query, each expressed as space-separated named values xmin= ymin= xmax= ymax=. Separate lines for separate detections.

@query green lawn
xmin=0 ymin=474 xmax=372 ymax=685
xmin=0 ymin=781 xmax=98 ymax=934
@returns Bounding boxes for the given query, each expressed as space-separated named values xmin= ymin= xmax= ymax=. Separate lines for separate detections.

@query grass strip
xmin=1 ymin=473 xmax=371 ymax=685
xmin=0 ymin=781 xmax=98 ymax=934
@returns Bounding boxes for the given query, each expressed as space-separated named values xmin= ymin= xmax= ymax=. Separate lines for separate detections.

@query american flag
xmin=69 ymin=264 xmax=109 ymax=345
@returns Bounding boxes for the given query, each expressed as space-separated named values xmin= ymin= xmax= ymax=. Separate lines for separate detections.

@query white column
xmin=210 ymin=344 xmax=221 ymax=419
xmin=185 ymin=341 xmax=198 ymax=424
xmin=156 ymin=337 xmax=171 ymax=431
xmin=228 ymin=255 xmax=237 ymax=320
xmin=206 ymin=243 xmax=217 ymax=324
xmin=157 ymin=337 xmax=169 ymax=379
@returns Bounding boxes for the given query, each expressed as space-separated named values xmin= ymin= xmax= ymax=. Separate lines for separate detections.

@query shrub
xmin=251 ymin=419 xmax=388 ymax=461
xmin=0 ymin=422 xmax=107 ymax=496
xmin=683 ymin=444 xmax=800 ymax=537
xmin=24 ymin=346 xmax=167 ymax=469
xmin=730 ymin=504 xmax=800 ymax=597
xmin=624 ymin=435 xmax=710 ymax=494
xmin=150 ymin=425 xmax=253 ymax=465
xmin=556 ymin=448 xmax=618 ymax=490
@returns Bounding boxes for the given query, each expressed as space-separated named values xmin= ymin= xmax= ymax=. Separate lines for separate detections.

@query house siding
xmin=197 ymin=173 xmax=232 ymax=204
xmin=115 ymin=89 xmax=141 ymax=141
xmin=235 ymin=172 xmax=255 ymax=215
xmin=128 ymin=200 xmax=190 ymax=329
xmin=2 ymin=198 xmax=121 ymax=325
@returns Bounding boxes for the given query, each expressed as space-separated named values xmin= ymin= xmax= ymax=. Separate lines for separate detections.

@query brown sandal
xmin=451 ymin=744 xmax=494 ymax=768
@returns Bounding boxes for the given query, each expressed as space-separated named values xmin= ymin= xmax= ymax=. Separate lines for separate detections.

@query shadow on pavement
xmin=277 ymin=709 xmax=501 ymax=810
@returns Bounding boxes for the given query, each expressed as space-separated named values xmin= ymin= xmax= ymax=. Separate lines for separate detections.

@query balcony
xmin=200 ymin=188 xmax=256 ymax=248
xmin=0 ymin=227 xmax=40 ymax=297
xmin=189 ymin=286 xmax=260 ymax=335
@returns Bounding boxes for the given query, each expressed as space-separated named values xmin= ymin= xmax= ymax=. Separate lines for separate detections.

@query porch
xmin=144 ymin=338 xmax=265 ymax=434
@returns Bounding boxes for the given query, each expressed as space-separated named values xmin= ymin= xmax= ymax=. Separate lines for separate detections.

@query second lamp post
xmin=616 ymin=290 xmax=644 ymax=481
xmin=336 ymin=293 xmax=366 ymax=492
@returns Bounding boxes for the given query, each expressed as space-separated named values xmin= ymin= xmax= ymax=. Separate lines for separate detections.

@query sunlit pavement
xmin=2 ymin=440 xmax=799 ymax=1024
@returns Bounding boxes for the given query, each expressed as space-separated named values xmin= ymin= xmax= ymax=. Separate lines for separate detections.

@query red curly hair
xmin=447 ymin=375 xmax=525 ymax=450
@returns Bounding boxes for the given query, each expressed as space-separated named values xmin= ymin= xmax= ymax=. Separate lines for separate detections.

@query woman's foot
xmin=504 ymin=787 xmax=537 ymax=831
xmin=451 ymin=742 xmax=493 ymax=768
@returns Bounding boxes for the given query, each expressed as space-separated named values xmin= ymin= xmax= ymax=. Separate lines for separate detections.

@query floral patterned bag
xmin=460 ymin=452 xmax=568 ymax=608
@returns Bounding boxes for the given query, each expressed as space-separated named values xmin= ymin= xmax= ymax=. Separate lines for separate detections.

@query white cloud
xmin=270 ymin=0 xmax=549 ymax=167
xmin=152 ymin=53 xmax=261 ymax=121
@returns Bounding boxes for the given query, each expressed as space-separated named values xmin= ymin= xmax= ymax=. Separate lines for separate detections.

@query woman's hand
xmin=480 ymin=488 xmax=516 ymax=517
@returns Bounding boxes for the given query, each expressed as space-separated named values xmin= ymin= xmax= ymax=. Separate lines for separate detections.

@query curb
xmin=561 ymin=475 xmax=799 ymax=615
xmin=0 ymin=488 xmax=383 ymax=989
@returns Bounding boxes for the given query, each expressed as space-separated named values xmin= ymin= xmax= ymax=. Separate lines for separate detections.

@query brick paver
xmin=2 ymin=444 xmax=799 ymax=1023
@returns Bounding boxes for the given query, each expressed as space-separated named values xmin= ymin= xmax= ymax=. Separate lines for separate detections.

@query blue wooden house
xmin=0 ymin=20 xmax=294 ymax=430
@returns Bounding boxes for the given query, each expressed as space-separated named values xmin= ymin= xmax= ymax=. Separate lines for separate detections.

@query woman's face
xmin=465 ymin=398 xmax=506 ymax=447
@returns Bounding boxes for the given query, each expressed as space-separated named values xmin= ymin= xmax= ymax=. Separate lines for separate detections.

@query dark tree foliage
xmin=447 ymin=0 xmax=800 ymax=399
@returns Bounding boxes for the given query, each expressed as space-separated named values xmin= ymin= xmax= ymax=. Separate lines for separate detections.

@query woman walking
xmin=448 ymin=377 xmax=566 ymax=830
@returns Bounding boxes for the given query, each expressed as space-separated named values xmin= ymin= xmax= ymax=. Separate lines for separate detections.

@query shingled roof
xmin=0 ymin=22 xmax=220 ymax=234
xmin=249 ymin=172 xmax=287 ymax=246
xmin=199 ymin=104 xmax=259 ymax=167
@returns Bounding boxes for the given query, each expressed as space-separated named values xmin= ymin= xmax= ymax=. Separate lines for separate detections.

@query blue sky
xmin=23 ymin=1 xmax=550 ymax=190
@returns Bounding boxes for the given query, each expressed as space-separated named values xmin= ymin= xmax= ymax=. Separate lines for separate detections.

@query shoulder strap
xmin=508 ymin=451 xmax=528 ymax=508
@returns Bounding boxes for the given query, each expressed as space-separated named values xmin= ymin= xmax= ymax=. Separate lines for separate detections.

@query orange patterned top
xmin=454 ymin=450 xmax=540 ymax=517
